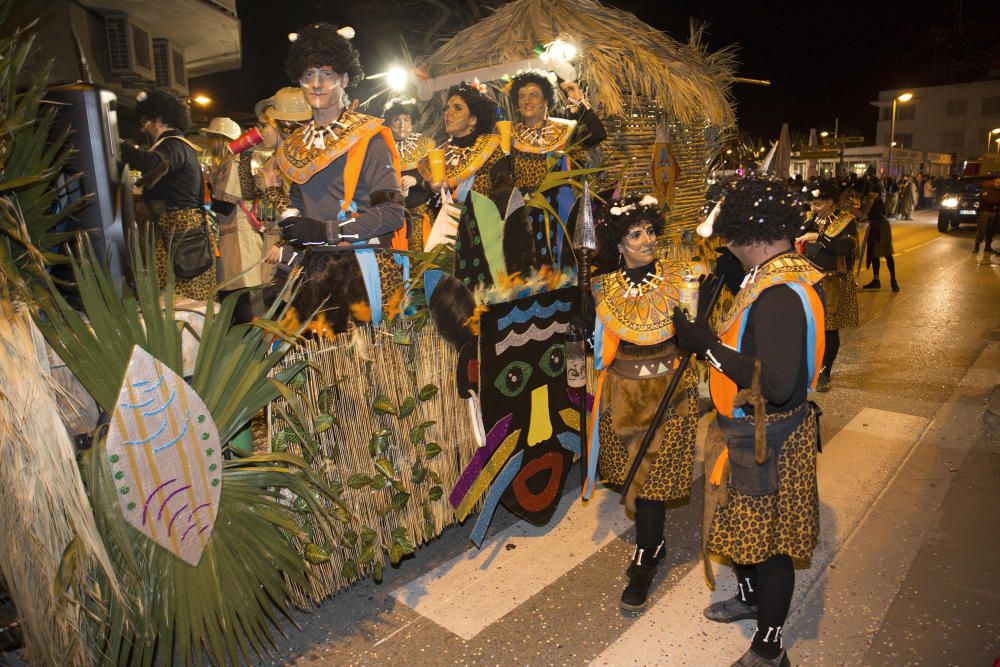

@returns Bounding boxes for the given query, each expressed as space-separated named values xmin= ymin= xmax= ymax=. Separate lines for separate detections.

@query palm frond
xmin=31 ymin=231 xmax=343 ymax=664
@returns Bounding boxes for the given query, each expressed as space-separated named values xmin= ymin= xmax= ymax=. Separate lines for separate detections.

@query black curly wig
xmin=285 ymin=23 xmax=364 ymax=89
xmin=383 ymin=98 xmax=420 ymax=124
xmin=807 ymin=178 xmax=843 ymax=202
xmin=594 ymin=194 xmax=665 ymax=273
xmin=135 ymin=88 xmax=191 ymax=131
xmin=508 ymin=70 xmax=556 ymax=113
xmin=445 ymin=83 xmax=498 ymax=139
xmin=711 ymin=177 xmax=805 ymax=246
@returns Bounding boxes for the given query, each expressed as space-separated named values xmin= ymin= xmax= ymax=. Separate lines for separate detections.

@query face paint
xmin=617 ymin=223 xmax=657 ymax=268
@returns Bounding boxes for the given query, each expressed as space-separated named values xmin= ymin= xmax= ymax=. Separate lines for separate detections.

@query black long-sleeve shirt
xmin=121 ymin=130 xmax=203 ymax=210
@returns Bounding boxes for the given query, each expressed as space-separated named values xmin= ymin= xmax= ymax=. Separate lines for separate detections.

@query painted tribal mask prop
xmin=449 ymin=287 xmax=580 ymax=544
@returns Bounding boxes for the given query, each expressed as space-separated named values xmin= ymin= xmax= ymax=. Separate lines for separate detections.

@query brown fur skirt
xmin=597 ymin=344 xmax=697 ymax=513
xmin=706 ymin=409 xmax=819 ymax=564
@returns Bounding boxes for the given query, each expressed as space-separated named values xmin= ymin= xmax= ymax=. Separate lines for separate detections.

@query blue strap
xmin=732 ymin=310 xmax=751 ymax=419
xmin=593 ymin=316 xmax=606 ymax=371
xmin=353 ymin=246 xmax=382 ymax=325
xmin=454 ymin=174 xmax=475 ymax=204
xmin=786 ymin=283 xmax=819 ymax=389
xmin=554 ymin=155 xmax=574 ymax=265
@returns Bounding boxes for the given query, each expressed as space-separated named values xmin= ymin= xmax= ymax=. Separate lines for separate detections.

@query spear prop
xmin=569 ymin=181 xmax=596 ymax=489
xmin=621 ymin=273 xmax=727 ymax=497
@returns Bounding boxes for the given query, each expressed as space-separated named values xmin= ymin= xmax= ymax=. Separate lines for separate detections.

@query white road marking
xmin=389 ymin=484 xmax=632 ymax=640
xmin=591 ymin=407 xmax=930 ymax=666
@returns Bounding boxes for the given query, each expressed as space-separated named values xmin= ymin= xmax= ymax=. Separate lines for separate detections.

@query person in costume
xmin=507 ymin=70 xmax=606 ymax=268
xmin=859 ymin=167 xmax=899 ymax=292
xmin=243 ymin=88 xmax=312 ymax=305
xmin=586 ymin=194 xmax=697 ymax=613
xmin=202 ymin=117 xmax=266 ymax=324
xmin=383 ymin=98 xmax=435 ymax=250
xmin=672 ymin=177 xmax=825 ymax=667
xmin=121 ymin=88 xmax=216 ymax=301
xmin=796 ymin=179 xmax=859 ymax=392
xmin=275 ymin=22 xmax=405 ymax=335
xmin=417 ymin=83 xmax=510 ymax=288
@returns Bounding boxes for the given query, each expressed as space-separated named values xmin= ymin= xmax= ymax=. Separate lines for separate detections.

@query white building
xmin=875 ymin=80 xmax=1000 ymax=164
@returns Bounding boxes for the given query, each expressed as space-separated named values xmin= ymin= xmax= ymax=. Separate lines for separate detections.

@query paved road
xmin=261 ymin=210 xmax=1000 ymax=666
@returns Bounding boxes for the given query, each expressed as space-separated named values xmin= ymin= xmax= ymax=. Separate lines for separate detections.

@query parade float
xmin=0 ymin=0 xmax=738 ymax=662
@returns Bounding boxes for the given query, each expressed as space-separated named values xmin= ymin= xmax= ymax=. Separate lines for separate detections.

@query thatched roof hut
xmin=420 ymin=0 xmax=736 ymax=127
xmin=420 ymin=0 xmax=738 ymax=234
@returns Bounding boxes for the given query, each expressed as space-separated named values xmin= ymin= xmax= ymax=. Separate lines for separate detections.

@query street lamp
xmin=988 ymin=128 xmax=1000 ymax=153
xmin=191 ymin=95 xmax=212 ymax=107
xmin=887 ymin=91 xmax=913 ymax=177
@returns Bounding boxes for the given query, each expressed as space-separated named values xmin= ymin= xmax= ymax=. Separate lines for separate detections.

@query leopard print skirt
xmin=706 ymin=410 xmax=819 ymax=564
xmin=155 ymin=208 xmax=216 ymax=301
xmin=823 ymin=272 xmax=859 ymax=330
xmin=597 ymin=353 xmax=697 ymax=512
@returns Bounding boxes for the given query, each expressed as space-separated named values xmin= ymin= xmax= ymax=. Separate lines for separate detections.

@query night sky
xmin=193 ymin=0 xmax=1000 ymax=142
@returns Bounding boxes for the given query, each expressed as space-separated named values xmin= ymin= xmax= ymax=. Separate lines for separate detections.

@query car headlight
xmin=941 ymin=197 xmax=958 ymax=208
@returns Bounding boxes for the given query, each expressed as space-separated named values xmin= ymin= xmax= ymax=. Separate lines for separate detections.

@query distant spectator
xmin=922 ymin=178 xmax=935 ymax=209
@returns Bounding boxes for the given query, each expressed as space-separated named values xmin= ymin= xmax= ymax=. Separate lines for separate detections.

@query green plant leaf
xmin=372 ymin=395 xmax=397 ymax=416
xmin=398 ymin=397 xmax=416 ymax=418
xmin=388 ymin=543 xmax=405 ymax=565
xmin=417 ymin=384 xmax=439 ymax=401
xmin=374 ymin=457 xmax=395 ymax=480
xmin=359 ymin=527 xmax=377 ymax=545
xmin=341 ymin=560 xmax=358 ymax=580
xmin=370 ymin=473 xmax=389 ymax=490
xmin=358 ymin=545 xmax=376 ymax=565
xmin=424 ymin=442 xmax=442 ymax=459
xmin=428 ymin=486 xmax=444 ymax=502
xmin=390 ymin=491 xmax=411 ymax=511
xmin=341 ymin=530 xmax=358 ymax=547
xmin=346 ymin=473 xmax=372 ymax=490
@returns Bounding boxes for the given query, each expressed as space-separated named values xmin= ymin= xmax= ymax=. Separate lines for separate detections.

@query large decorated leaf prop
xmin=105 ymin=345 xmax=221 ymax=566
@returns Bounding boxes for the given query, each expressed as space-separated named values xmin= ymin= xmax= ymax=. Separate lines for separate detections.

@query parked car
xmin=937 ymin=176 xmax=1000 ymax=233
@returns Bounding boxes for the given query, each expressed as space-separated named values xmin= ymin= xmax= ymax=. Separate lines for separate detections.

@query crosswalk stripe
xmin=591 ymin=407 xmax=929 ymax=666
xmin=389 ymin=484 xmax=632 ymax=640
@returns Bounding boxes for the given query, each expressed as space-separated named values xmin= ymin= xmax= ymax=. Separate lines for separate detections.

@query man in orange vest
xmin=672 ymin=177 xmax=825 ymax=667
xmin=275 ymin=22 xmax=405 ymax=335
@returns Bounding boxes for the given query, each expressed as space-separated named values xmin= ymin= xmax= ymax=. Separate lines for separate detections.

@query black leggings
xmin=822 ymin=329 xmax=840 ymax=378
xmin=871 ymin=255 xmax=896 ymax=281
xmin=734 ymin=555 xmax=795 ymax=659
xmin=635 ymin=498 xmax=666 ymax=552
xmin=217 ymin=289 xmax=255 ymax=326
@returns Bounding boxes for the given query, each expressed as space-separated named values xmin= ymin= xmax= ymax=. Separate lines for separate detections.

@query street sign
xmin=798 ymin=150 xmax=841 ymax=159
xmin=822 ymin=136 xmax=865 ymax=146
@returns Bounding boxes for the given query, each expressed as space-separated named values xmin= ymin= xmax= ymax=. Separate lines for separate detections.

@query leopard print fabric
xmin=155 ymin=208 xmax=217 ymax=300
xmin=512 ymin=152 xmax=551 ymax=193
xmin=375 ymin=247 xmax=404 ymax=316
xmin=706 ymin=410 xmax=819 ymax=563
xmin=597 ymin=364 xmax=698 ymax=504
xmin=823 ymin=272 xmax=859 ymax=330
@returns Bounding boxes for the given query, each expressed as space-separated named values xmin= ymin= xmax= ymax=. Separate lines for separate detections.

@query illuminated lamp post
xmin=887 ymin=91 xmax=912 ymax=177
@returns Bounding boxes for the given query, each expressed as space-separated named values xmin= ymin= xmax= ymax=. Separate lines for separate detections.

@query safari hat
xmin=256 ymin=87 xmax=312 ymax=122
xmin=201 ymin=116 xmax=241 ymax=140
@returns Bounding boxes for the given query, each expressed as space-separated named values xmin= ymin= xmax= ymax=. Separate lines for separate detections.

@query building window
xmin=896 ymin=104 xmax=916 ymax=121
xmin=945 ymin=99 xmax=967 ymax=117
xmin=895 ymin=133 xmax=913 ymax=148
xmin=983 ymin=97 xmax=1000 ymax=115
xmin=881 ymin=107 xmax=892 ymax=122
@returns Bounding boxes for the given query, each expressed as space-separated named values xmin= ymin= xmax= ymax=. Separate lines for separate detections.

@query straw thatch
xmin=269 ymin=319 xmax=480 ymax=604
xmin=0 ymin=301 xmax=117 ymax=666
xmin=421 ymin=0 xmax=736 ymax=126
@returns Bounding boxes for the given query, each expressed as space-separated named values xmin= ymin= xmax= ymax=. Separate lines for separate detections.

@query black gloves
xmin=278 ymin=216 xmax=333 ymax=246
xmin=713 ymin=247 xmax=746 ymax=294
xmin=671 ymin=306 xmax=719 ymax=360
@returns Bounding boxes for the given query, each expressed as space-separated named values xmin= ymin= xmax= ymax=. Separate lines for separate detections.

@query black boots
xmin=862 ymin=278 xmax=880 ymax=289
xmin=621 ymin=541 xmax=664 ymax=612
